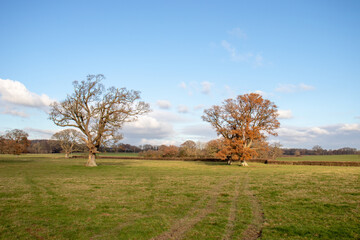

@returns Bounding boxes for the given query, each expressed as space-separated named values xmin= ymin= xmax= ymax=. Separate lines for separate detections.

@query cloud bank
xmin=0 ymin=79 xmax=54 ymax=108
xmin=122 ymin=115 xmax=174 ymax=144
xmin=0 ymin=78 xmax=55 ymax=118
xmin=274 ymin=124 xmax=360 ymax=149
xmin=277 ymin=109 xmax=293 ymax=119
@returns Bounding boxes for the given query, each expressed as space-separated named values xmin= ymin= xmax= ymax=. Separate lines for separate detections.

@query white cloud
xmin=156 ymin=100 xmax=171 ymax=109
xmin=178 ymin=81 xmax=214 ymax=96
xmin=299 ymin=83 xmax=315 ymax=91
xmin=121 ymin=113 xmax=178 ymax=146
xmin=139 ymin=138 xmax=178 ymax=146
xmin=277 ymin=109 xmax=293 ymax=119
xmin=24 ymin=128 xmax=57 ymax=139
xmin=121 ymin=110 xmax=196 ymax=146
xmin=2 ymin=107 xmax=29 ymax=118
xmin=228 ymin=28 xmax=247 ymax=39
xmin=309 ymin=127 xmax=330 ymax=135
xmin=221 ymin=40 xmax=242 ymax=61
xmin=339 ymin=124 xmax=360 ymax=131
xmin=149 ymin=110 xmax=190 ymax=123
xmin=194 ymin=104 xmax=205 ymax=111
xmin=274 ymin=124 xmax=360 ymax=149
xmin=201 ymin=81 xmax=213 ymax=95
xmin=122 ymin=115 xmax=174 ymax=140
xmin=254 ymin=90 xmax=265 ymax=96
xmin=181 ymin=123 xmax=218 ymax=141
xmin=0 ymin=78 xmax=54 ymax=108
xmin=276 ymin=127 xmax=309 ymax=138
xmin=179 ymin=81 xmax=194 ymax=96
xmin=221 ymin=40 xmax=264 ymax=66
xmin=126 ymin=116 xmax=161 ymax=129
xmin=275 ymin=84 xmax=296 ymax=93
xmin=177 ymin=105 xmax=189 ymax=114
xmin=275 ymin=83 xmax=315 ymax=93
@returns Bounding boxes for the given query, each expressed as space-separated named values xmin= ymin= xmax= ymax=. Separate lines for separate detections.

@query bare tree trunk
xmin=65 ymin=152 xmax=70 ymax=159
xmin=240 ymin=160 xmax=249 ymax=166
xmin=227 ymin=159 xmax=232 ymax=165
xmin=86 ymin=152 xmax=97 ymax=167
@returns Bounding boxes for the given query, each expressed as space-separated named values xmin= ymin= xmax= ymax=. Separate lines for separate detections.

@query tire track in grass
xmin=241 ymin=171 xmax=264 ymax=240
xmin=152 ymin=178 xmax=229 ymax=240
xmin=222 ymin=175 xmax=242 ymax=240
xmin=90 ymin=220 xmax=137 ymax=240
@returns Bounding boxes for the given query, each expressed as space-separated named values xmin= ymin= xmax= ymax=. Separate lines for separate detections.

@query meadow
xmin=0 ymin=154 xmax=359 ymax=239
xmin=278 ymin=154 xmax=360 ymax=162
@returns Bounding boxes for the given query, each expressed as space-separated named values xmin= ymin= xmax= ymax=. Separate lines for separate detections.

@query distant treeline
xmin=26 ymin=140 xmax=142 ymax=154
xmin=283 ymin=147 xmax=359 ymax=156
xmin=27 ymin=140 xmax=359 ymax=157
xmin=1 ymin=136 xmax=359 ymax=157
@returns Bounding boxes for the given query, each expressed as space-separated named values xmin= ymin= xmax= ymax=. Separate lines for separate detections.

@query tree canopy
xmin=49 ymin=74 xmax=150 ymax=166
xmin=202 ymin=93 xmax=280 ymax=164
xmin=52 ymin=129 xmax=81 ymax=158
xmin=0 ymin=129 xmax=30 ymax=155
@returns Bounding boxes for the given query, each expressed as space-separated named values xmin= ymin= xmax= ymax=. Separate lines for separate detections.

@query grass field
xmin=0 ymin=154 xmax=359 ymax=239
xmin=97 ymin=152 xmax=140 ymax=157
xmin=72 ymin=152 xmax=140 ymax=158
xmin=278 ymin=154 xmax=360 ymax=162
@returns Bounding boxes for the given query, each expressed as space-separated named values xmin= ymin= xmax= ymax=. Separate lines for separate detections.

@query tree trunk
xmin=240 ymin=160 xmax=249 ymax=166
xmin=65 ymin=153 xmax=70 ymax=159
xmin=86 ymin=152 xmax=97 ymax=167
xmin=227 ymin=159 xmax=232 ymax=165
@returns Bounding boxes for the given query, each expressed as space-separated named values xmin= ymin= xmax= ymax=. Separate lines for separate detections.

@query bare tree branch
xmin=49 ymin=74 xmax=150 ymax=166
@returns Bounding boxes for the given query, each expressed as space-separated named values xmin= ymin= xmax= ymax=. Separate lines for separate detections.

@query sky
xmin=1 ymin=0 xmax=360 ymax=149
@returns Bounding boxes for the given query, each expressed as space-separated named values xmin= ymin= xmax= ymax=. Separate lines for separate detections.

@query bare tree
xmin=179 ymin=140 xmax=197 ymax=157
xmin=52 ymin=129 xmax=81 ymax=158
xmin=312 ymin=145 xmax=323 ymax=155
xmin=49 ymin=74 xmax=150 ymax=166
xmin=204 ymin=139 xmax=223 ymax=158
xmin=269 ymin=142 xmax=283 ymax=160
xmin=202 ymin=93 xmax=280 ymax=165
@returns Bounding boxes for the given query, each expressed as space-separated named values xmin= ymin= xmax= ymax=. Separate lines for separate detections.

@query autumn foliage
xmin=202 ymin=93 xmax=280 ymax=164
xmin=0 ymin=129 xmax=30 ymax=155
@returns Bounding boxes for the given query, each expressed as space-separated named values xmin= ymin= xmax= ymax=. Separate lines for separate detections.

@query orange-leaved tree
xmin=202 ymin=93 xmax=280 ymax=165
xmin=1 ymin=129 xmax=30 ymax=155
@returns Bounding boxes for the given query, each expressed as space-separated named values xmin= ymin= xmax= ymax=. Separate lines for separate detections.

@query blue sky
xmin=1 ymin=0 xmax=359 ymax=149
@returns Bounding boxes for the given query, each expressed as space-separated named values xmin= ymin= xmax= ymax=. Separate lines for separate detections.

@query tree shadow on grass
xmin=0 ymin=159 xmax=35 ymax=163
xmin=196 ymin=161 xmax=229 ymax=166
xmin=96 ymin=161 xmax=138 ymax=166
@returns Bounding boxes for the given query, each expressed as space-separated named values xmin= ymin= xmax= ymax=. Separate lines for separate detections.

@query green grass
xmin=278 ymin=154 xmax=360 ymax=162
xmin=97 ymin=152 xmax=140 ymax=157
xmin=249 ymin=165 xmax=360 ymax=239
xmin=71 ymin=152 xmax=140 ymax=158
xmin=0 ymin=154 xmax=359 ymax=239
